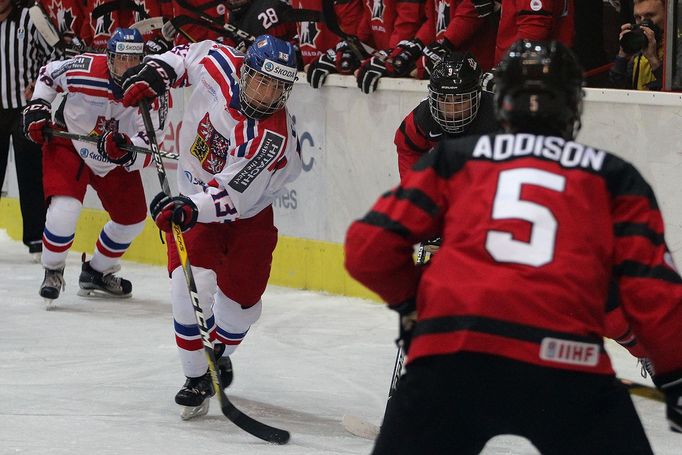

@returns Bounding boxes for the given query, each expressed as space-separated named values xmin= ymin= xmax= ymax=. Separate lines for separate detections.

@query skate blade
xmin=43 ymin=298 xmax=58 ymax=310
xmin=180 ymin=399 xmax=210 ymax=421
xmin=77 ymin=288 xmax=132 ymax=299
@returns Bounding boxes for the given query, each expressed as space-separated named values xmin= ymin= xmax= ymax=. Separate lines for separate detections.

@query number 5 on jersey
xmin=486 ymin=168 xmax=566 ymax=267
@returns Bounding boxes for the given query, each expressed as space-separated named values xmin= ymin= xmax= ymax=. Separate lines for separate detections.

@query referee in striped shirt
xmin=0 ymin=0 xmax=54 ymax=258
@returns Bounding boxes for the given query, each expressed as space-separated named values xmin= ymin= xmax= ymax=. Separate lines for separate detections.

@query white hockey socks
xmin=41 ymin=196 xmax=81 ymax=270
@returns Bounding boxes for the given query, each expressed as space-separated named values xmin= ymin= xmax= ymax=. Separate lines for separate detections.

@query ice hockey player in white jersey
xmin=21 ymin=28 xmax=163 ymax=305
xmin=121 ymin=35 xmax=302 ymax=419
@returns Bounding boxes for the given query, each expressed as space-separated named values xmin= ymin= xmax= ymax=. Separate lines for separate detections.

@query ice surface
xmin=0 ymin=232 xmax=678 ymax=454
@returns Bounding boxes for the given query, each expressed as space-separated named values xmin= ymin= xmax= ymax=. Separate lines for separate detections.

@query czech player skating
xmin=21 ymin=28 xmax=163 ymax=305
xmin=120 ymin=35 xmax=302 ymax=420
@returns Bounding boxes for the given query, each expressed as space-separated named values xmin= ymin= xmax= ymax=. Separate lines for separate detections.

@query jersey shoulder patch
xmin=228 ymin=130 xmax=285 ymax=193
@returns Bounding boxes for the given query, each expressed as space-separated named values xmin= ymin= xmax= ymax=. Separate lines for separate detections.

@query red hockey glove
xmin=307 ymin=50 xmax=337 ymax=89
xmin=389 ymin=298 xmax=417 ymax=352
xmin=149 ymin=192 xmax=198 ymax=233
xmin=21 ymin=99 xmax=52 ymax=145
xmin=97 ymin=131 xmax=136 ymax=166
xmin=653 ymin=371 xmax=682 ymax=433
xmin=386 ymin=39 xmax=424 ymax=77
xmin=121 ymin=59 xmax=176 ymax=107
xmin=334 ymin=40 xmax=361 ymax=75
xmin=356 ymin=51 xmax=389 ymax=94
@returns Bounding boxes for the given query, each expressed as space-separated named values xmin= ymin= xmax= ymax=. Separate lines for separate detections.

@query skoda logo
xmin=80 ymin=148 xmax=89 ymax=158
xmin=264 ymin=62 xmax=274 ymax=71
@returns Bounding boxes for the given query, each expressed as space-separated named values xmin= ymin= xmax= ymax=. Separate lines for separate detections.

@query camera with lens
xmin=619 ymin=19 xmax=662 ymax=55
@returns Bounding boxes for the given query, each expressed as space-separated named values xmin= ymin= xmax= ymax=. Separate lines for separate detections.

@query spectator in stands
xmin=609 ymin=0 xmax=664 ymax=91
xmin=488 ymin=0 xmax=574 ymax=65
xmin=0 ymin=0 xmax=54 ymax=260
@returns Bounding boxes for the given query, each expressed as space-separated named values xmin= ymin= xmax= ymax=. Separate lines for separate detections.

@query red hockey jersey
xmin=346 ymin=133 xmax=682 ymax=377
xmin=495 ymin=0 xmax=574 ymax=65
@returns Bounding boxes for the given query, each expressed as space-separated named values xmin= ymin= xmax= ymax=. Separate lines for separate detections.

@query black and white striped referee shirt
xmin=0 ymin=6 xmax=53 ymax=110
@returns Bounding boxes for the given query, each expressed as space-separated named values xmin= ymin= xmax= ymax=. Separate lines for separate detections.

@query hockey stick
xmin=619 ymin=378 xmax=665 ymax=403
xmin=138 ymin=100 xmax=290 ymax=444
xmin=163 ymin=15 xmax=253 ymax=44
xmin=130 ymin=17 xmax=166 ymax=35
xmin=321 ymin=0 xmax=375 ymax=60
xmin=46 ymin=129 xmax=179 ymax=160
xmin=172 ymin=0 xmax=256 ymax=45
xmin=28 ymin=3 xmax=61 ymax=47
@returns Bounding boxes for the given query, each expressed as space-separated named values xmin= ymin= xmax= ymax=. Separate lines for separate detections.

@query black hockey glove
xmin=389 ymin=298 xmax=417 ymax=352
xmin=334 ymin=40 xmax=361 ymax=75
xmin=356 ymin=51 xmax=389 ymax=94
xmin=387 ymin=39 xmax=424 ymax=76
xmin=307 ymin=49 xmax=337 ymax=89
xmin=422 ymin=40 xmax=456 ymax=77
xmin=654 ymin=371 xmax=682 ymax=433
xmin=471 ymin=0 xmax=501 ymax=18
xmin=144 ymin=36 xmax=173 ymax=55
xmin=121 ymin=59 xmax=177 ymax=107
xmin=21 ymin=99 xmax=52 ymax=145
xmin=149 ymin=192 xmax=199 ymax=233
xmin=97 ymin=131 xmax=135 ymax=166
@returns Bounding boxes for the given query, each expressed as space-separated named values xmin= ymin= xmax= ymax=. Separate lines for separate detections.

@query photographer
xmin=609 ymin=0 xmax=664 ymax=91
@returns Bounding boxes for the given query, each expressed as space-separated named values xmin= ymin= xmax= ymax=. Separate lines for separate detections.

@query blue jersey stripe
xmin=66 ymin=78 xmax=110 ymax=88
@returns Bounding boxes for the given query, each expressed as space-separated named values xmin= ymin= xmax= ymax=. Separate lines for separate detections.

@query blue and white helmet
xmin=239 ymin=35 xmax=298 ymax=119
xmin=107 ymin=28 xmax=145 ymax=84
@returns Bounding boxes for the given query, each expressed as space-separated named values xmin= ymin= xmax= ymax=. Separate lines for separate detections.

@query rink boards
xmin=3 ymin=77 xmax=682 ymax=299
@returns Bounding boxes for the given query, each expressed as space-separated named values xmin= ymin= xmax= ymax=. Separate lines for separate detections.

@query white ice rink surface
xmin=1 ymin=232 xmax=680 ymax=454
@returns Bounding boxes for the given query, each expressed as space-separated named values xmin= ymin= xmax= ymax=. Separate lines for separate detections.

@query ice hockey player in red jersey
xmin=345 ymin=40 xmax=682 ymax=453
xmin=120 ymin=35 xmax=302 ymax=420
xmin=394 ymin=53 xmax=497 ymax=180
xmin=21 ymin=28 xmax=163 ymax=305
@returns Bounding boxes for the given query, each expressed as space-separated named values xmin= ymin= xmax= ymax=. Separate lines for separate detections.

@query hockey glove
xmin=389 ymin=298 xmax=417 ymax=352
xmin=481 ymin=70 xmax=496 ymax=93
xmin=21 ymin=99 xmax=52 ymax=145
xmin=121 ymin=59 xmax=177 ymax=107
xmin=97 ymin=131 xmax=135 ymax=166
xmin=653 ymin=371 xmax=682 ymax=433
xmin=307 ymin=49 xmax=337 ymax=89
xmin=335 ymin=40 xmax=361 ymax=75
xmin=149 ymin=192 xmax=199 ymax=233
xmin=422 ymin=40 xmax=456 ymax=77
xmin=356 ymin=51 xmax=389 ymax=94
xmin=423 ymin=237 xmax=441 ymax=254
xmin=387 ymin=39 xmax=424 ymax=76
xmin=144 ymin=37 xmax=173 ymax=55
xmin=471 ymin=0 xmax=501 ymax=18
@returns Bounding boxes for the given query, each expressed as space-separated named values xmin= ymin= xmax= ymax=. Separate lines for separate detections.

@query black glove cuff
xmin=653 ymin=369 xmax=682 ymax=390
xmin=389 ymin=298 xmax=417 ymax=316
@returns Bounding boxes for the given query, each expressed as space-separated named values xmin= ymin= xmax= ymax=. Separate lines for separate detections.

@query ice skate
xmin=77 ymin=261 xmax=132 ymax=298
xmin=28 ymin=241 xmax=42 ymax=264
xmin=40 ymin=267 xmax=65 ymax=309
xmin=175 ymin=372 xmax=215 ymax=420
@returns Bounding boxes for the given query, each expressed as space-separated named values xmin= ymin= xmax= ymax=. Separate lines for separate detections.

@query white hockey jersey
xmin=32 ymin=53 xmax=165 ymax=176
xmin=150 ymin=41 xmax=302 ymax=223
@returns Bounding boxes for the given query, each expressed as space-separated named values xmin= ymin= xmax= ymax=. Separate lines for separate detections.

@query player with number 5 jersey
xmin=346 ymin=40 xmax=682 ymax=454
xmin=120 ymin=35 xmax=302 ymax=420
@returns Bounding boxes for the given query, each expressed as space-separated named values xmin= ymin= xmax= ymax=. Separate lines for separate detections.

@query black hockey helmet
xmin=428 ymin=52 xmax=482 ymax=134
xmin=494 ymin=40 xmax=584 ymax=140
